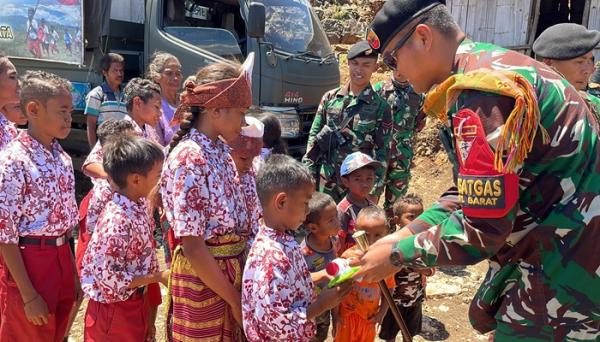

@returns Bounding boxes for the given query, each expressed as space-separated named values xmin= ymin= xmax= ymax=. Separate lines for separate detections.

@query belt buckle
xmin=54 ymin=235 xmax=66 ymax=247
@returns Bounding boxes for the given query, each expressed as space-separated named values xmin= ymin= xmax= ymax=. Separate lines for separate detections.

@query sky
xmin=0 ymin=0 xmax=82 ymax=28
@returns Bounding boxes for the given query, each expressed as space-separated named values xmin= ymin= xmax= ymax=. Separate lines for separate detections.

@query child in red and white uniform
xmin=81 ymin=136 xmax=168 ymax=341
xmin=80 ymin=120 xmax=135 ymax=245
xmin=242 ymin=154 xmax=352 ymax=342
xmin=64 ymin=120 xmax=136 ymax=341
xmin=0 ymin=54 xmax=23 ymax=150
xmin=0 ymin=71 xmax=79 ymax=342
xmin=123 ymin=77 xmax=162 ymax=144
xmin=161 ymin=57 xmax=255 ymax=341
xmin=228 ymin=115 xmax=264 ymax=247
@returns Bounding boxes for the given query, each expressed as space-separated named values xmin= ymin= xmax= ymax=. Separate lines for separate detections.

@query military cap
xmin=533 ymin=23 xmax=600 ymax=60
xmin=347 ymin=40 xmax=378 ymax=60
xmin=366 ymin=0 xmax=441 ymax=52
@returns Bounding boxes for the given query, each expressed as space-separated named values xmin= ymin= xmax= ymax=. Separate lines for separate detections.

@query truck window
xmin=262 ymin=0 xmax=332 ymax=58
xmin=163 ymin=0 xmax=246 ymax=41
xmin=161 ymin=0 xmax=245 ymax=60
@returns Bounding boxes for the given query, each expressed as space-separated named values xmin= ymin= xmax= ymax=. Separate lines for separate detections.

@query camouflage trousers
xmin=491 ymin=321 xmax=600 ymax=341
xmin=319 ymin=166 xmax=346 ymax=203
xmin=384 ymin=144 xmax=414 ymax=214
xmin=470 ymin=261 xmax=600 ymax=341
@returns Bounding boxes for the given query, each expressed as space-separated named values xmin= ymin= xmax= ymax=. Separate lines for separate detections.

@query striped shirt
xmin=84 ymin=82 xmax=128 ymax=124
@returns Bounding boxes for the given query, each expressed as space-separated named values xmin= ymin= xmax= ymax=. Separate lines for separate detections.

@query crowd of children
xmin=0 ymin=46 xmax=433 ymax=342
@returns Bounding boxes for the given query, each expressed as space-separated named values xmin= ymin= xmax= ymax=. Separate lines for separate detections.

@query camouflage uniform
xmin=302 ymin=84 xmax=392 ymax=202
xmin=583 ymin=90 xmax=600 ymax=125
xmin=392 ymin=40 xmax=600 ymax=340
xmin=373 ymin=79 xmax=425 ymax=214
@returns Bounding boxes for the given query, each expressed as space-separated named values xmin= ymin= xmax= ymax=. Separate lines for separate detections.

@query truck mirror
xmin=247 ymin=2 xmax=266 ymax=38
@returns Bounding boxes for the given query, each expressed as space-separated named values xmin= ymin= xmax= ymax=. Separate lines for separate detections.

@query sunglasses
xmin=382 ymin=17 xmax=429 ymax=70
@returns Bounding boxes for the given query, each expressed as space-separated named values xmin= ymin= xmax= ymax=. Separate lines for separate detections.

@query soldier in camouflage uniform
xmin=533 ymin=23 xmax=600 ymax=124
xmin=588 ymin=62 xmax=600 ymax=99
xmin=303 ymin=40 xmax=392 ymax=202
xmin=374 ymin=70 xmax=425 ymax=215
xmin=354 ymin=1 xmax=600 ymax=341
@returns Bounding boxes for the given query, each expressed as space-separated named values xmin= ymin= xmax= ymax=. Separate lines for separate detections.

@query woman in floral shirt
xmin=160 ymin=54 xmax=255 ymax=341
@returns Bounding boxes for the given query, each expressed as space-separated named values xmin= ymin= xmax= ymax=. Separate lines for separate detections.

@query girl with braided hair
xmin=160 ymin=54 xmax=255 ymax=341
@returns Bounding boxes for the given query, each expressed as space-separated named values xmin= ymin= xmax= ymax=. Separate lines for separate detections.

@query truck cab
xmin=10 ymin=0 xmax=339 ymax=159
xmin=146 ymin=0 xmax=340 ymax=156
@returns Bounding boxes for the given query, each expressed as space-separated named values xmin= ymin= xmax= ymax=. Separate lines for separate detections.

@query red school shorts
xmin=84 ymin=291 xmax=147 ymax=342
xmin=0 ymin=239 xmax=76 ymax=342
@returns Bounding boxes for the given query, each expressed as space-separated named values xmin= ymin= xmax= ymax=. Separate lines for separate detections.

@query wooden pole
xmin=353 ymin=231 xmax=413 ymax=342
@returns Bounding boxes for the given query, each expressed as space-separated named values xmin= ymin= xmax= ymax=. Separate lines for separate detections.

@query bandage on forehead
xmin=171 ymin=53 xmax=255 ymax=126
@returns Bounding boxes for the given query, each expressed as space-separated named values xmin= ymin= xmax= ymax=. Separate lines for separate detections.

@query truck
xmin=7 ymin=0 xmax=340 ymax=162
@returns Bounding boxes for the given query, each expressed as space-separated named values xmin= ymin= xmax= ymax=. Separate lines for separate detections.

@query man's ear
xmin=415 ymin=24 xmax=434 ymax=51
xmin=274 ymin=192 xmax=287 ymax=210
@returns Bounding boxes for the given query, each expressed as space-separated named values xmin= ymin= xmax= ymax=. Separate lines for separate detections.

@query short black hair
xmin=357 ymin=205 xmax=390 ymax=230
xmin=20 ymin=70 xmax=71 ymax=108
xmin=99 ymin=53 xmax=124 ymax=73
xmin=423 ymin=5 xmax=459 ymax=37
xmin=124 ymin=78 xmax=161 ymax=111
xmin=392 ymin=193 xmax=423 ymax=216
xmin=103 ymin=136 xmax=164 ymax=190
xmin=304 ymin=192 xmax=336 ymax=225
xmin=96 ymin=119 xmax=135 ymax=146
xmin=256 ymin=154 xmax=314 ymax=206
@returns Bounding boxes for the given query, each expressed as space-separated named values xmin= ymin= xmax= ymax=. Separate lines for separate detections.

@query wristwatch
xmin=389 ymin=243 xmax=404 ymax=267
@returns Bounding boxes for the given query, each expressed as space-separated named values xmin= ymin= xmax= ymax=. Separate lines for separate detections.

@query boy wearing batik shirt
xmin=0 ymin=71 xmax=79 ymax=341
xmin=242 ymin=155 xmax=352 ymax=342
xmin=81 ymin=136 xmax=168 ymax=341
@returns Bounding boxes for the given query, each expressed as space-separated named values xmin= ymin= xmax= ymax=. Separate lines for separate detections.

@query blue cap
xmin=340 ymin=152 xmax=382 ymax=176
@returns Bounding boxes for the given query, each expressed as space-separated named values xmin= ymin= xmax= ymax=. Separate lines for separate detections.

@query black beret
xmin=533 ymin=23 xmax=600 ymax=60
xmin=347 ymin=40 xmax=378 ymax=60
xmin=366 ymin=0 xmax=441 ymax=52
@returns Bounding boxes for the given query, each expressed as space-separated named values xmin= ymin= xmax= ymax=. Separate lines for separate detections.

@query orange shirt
xmin=338 ymin=246 xmax=395 ymax=320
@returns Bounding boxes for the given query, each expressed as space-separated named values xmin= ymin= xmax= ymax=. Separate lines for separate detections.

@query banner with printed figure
xmin=0 ymin=0 xmax=83 ymax=64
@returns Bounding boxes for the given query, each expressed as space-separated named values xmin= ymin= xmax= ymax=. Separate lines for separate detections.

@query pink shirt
xmin=160 ymin=129 xmax=250 ymax=240
xmin=242 ymin=224 xmax=316 ymax=341
xmin=81 ymin=192 xmax=158 ymax=303
xmin=0 ymin=131 xmax=78 ymax=243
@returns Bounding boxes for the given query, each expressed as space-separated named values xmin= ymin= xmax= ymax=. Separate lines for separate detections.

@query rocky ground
xmin=312 ymin=0 xmax=385 ymax=44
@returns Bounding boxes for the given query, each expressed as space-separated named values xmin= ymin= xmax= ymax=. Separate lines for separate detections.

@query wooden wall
xmin=446 ymin=0 xmax=534 ymax=51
